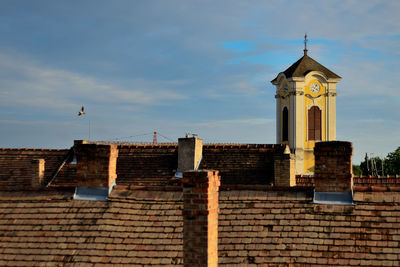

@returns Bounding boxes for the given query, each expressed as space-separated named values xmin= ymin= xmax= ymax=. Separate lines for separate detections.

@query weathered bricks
xmin=274 ymin=147 xmax=295 ymax=186
xmin=74 ymin=141 xmax=118 ymax=188
xmin=182 ymin=170 xmax=220 ymax=267
xmin=314 ymin=141 xmax=353 ymax=192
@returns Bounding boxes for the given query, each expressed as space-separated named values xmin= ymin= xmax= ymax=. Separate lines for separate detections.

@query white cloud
xmin=0 ymin=53 xmax=185 ymax=113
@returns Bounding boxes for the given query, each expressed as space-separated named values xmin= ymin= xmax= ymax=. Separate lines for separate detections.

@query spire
xmin=303 ymin=33 xmax=308 ymax=56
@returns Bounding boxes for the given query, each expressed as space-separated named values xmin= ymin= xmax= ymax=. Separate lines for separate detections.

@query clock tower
xmin=271 ymin=35 xmax=341 ymax=174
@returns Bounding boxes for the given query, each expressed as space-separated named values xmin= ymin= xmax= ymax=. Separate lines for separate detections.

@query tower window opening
xmin=308 ymin=106 xmax=321 ymax=140
xmin=282 ymin=107 xmax=288 ymax=142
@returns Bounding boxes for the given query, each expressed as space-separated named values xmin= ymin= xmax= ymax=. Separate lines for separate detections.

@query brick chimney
xmin=274 ymin=145 xmax=295 ymax=186
xmin=74 ymin=140 xmax=118 ymax=188
xmin=178 ymin=137 xmax=203 ymax=172
xmin=314 ymin=141 xmax=353 ymax=192
xmin=31 ymin=159 xmax=45 ymax=188
xmin=182 ymin=170 xmax=220 ymax=267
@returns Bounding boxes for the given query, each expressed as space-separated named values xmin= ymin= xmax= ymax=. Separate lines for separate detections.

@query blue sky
xmin=1 ymin=0 xmax=400 ymax=163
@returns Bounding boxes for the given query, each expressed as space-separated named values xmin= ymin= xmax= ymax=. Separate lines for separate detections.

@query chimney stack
xmin=182 ymin=170 xmax=220 ymax=266
xmin=314 ymin=141 xmax=353 ymax=192
xmin=31 ymin=158 xmax=45 ymax=188
xmin=74 ymin=140 xmax=118 ymax=188
xmin=178 ymin=137 xmax=203 ymax=172
xmin=274 ymin=145 xmax=295 ymax=186
xmin=313 ymin=141 xmax=353 ymax=204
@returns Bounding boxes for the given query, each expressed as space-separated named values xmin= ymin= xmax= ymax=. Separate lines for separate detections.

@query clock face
xmin=310 ymin=82 xmax=320 ymax=94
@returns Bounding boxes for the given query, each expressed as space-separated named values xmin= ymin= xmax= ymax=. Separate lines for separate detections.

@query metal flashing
xmin=313 ymin=191 xmax=354 ymax=205
xmin=174 ymin=171 xmax=183 ymax=178
xmin=174 ymin=155 xmax=202 ymax=178
xmin=73 ymin=182 xmax=116 ymax=201
xmin=195 ymin=155 xmax=203 ymax=170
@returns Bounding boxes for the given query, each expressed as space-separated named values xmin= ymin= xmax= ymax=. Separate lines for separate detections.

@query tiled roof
xmin=0 ymin=187 xmax=183 ymax=266
xmin=271 ymin=54 xmax=341 ymax=83
xmin=1 ymin=144 xmax=286 ymax=189
xmin=219 ymin=190 xmax=400 ymax=266
xmin=116 ymin=144 xmax=178 ymax=186
xmin=1 ymin=187 xmax=400 ymax=266
xmin=0 ymin=149 xmax=69 ymax=190
xmin=296 ymin=175 xmax=400 ymax=191
xmin=201 ymin=144 xmax=284 ymax=185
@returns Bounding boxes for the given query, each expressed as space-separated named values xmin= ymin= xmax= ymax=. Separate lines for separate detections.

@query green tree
xmin=384 ymin=147 xmax=400 ymax=175
xmin=353 ymin=165 xmax=362 ymax=176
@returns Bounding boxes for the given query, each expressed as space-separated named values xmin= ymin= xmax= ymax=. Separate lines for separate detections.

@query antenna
xmin=304 ymin=33 xmax=308 ymax=56
xmin=153 ymin=131 xmax=157 ymax=144
xmin=365 ymin=153 xmax=369 ymax=174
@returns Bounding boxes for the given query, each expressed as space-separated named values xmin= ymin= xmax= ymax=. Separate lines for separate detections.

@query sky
xmin=1 ymin=0 xmax=400 ymax=164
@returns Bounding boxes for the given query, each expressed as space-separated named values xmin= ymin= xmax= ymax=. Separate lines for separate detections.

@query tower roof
xmin=271 ymin=54 xmax=341 ymax=83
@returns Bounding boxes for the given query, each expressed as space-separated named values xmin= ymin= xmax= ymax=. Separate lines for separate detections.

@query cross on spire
xmin=304 ymin=33 xmax=308 ymax=56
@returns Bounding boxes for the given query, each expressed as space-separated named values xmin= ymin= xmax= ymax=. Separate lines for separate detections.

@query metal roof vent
xmin=73 ymin=182 xmax=115 ymax=201
xmin=313 ymin=190 xmax=354 ymax=205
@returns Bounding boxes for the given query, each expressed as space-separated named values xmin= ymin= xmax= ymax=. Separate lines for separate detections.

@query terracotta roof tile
xmin=0 ymin=188 xmax=183 ymax=266
xmin=1 ymin=187 xmax=400 ymax=265
xmin=201 ymin=144 xmax=285 ymax=185
xmin=0 ymin=149 xmax=70 ymax=190
xmin=218 ymin=190 xmax=400 ymax=265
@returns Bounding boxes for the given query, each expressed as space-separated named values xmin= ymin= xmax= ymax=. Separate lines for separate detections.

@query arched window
xmin=308 ymin=106 xmax=321 ymax=140
xmin=282 ymin=107 xmax=288 ymax=142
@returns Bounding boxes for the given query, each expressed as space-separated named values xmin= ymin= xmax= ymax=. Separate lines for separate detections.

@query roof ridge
xmin=271 ymin=54 xmax=341 ymax=83
xmin=0 ymin=148 xmax=68 ymax=151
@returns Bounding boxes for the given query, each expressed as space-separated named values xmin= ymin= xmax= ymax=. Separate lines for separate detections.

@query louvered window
xmin=282 ymin=107 xmax=288 ymax=142
xmin=308 ymin=106 xmax=321 ymax=140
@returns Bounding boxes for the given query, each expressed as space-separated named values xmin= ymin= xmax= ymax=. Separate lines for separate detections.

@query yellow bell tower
xmin=271 ymin=35 xmax=341 ymax=174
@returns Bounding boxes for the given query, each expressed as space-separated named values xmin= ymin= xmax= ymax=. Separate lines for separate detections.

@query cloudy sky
xmin=1 ymin=0 xmax=399 ymax=163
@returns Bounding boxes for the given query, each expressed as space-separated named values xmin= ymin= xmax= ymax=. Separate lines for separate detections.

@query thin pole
xmin=304 ymin=33 xmax=308 ymax=55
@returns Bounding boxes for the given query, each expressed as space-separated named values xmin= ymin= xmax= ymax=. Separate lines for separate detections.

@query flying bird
xmin=78 ymin=106 xmax=85 ymax=116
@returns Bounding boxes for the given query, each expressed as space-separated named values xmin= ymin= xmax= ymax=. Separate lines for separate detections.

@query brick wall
xmin=201 ymin=144 xmax=285 ymax=185
xmin=182 ymin=170 xmax=220 ymax=267
xmin=74 ymin=142 xmax=118 ymax=188
xmin=314 ymin=141 xmax=353 ymax=192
